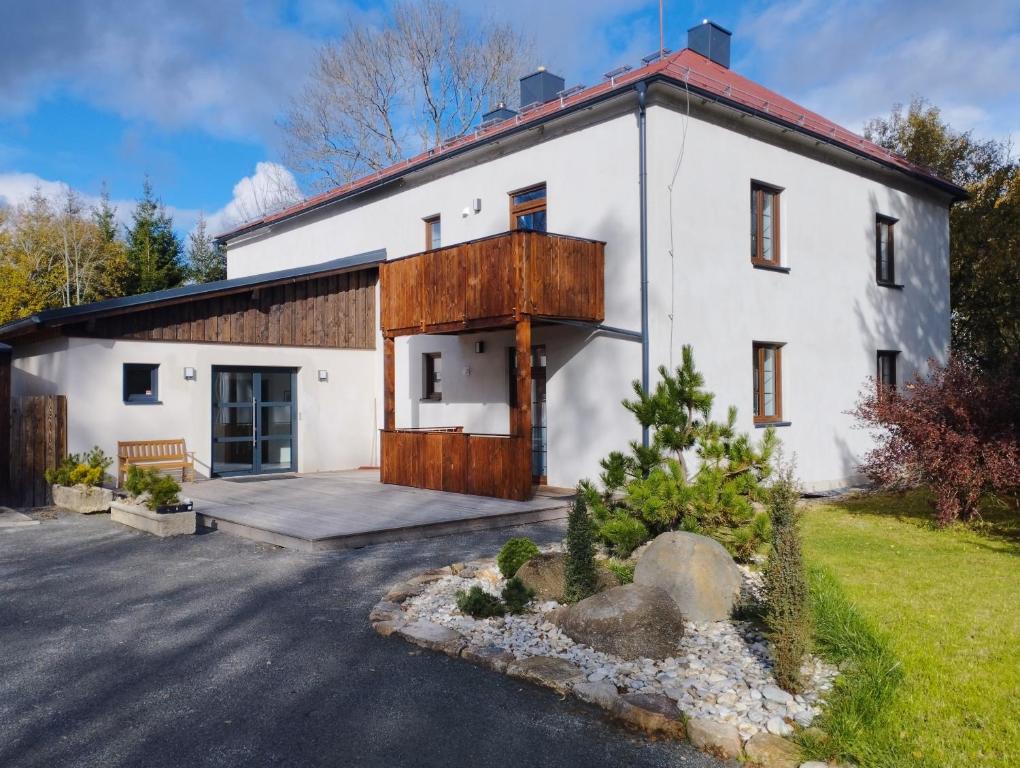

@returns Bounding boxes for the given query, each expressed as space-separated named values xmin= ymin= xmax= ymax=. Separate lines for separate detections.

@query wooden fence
xmin=7 ymin=395 xmax=67 ymax=508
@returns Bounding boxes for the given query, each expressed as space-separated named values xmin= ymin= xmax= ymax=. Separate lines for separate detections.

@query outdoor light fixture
xmin=183 ymin=367 xmax=196 ymax=381
xmin=318 ymin=369 xmax=329 ymax=382
xmin=474 ymin=341 xmax=485 ymax=354
xmin=471 ymin=198 xmax=482 ymax=213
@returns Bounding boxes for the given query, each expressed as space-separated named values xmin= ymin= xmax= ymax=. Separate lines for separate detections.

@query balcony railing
xmin=380 ymin=230 xmax=605 ymax=336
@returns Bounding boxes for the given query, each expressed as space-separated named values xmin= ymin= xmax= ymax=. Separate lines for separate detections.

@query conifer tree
xmin=564 ymin=488 xmax=598 ymax=603
xmin=187 ymin=214 xmax=226 ymax=283
xmin=124 ymin=178 xmax=185 ymax=294
xmin=93 ymin=182 xmax=119 ymax=244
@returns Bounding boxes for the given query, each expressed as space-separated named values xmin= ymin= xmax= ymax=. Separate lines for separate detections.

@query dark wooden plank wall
xmin=0 ymin=349 xmax=9 ymax=499
xmin=380 ymin=231 xmax=603 ymax=336
xmin=8 ymin=395 xmax=67 ymax=508
xmin=380 ymin=430 xmax=530 ymax=500
xmin=70 ymin=269 xmax=377 ymax=349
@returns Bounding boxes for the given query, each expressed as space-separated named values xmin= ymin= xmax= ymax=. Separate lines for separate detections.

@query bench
xmin=117 ymin=439 xmax=195 ymax=487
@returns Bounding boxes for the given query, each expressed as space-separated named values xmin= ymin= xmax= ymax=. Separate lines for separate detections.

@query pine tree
xmin=564 ymin=488 xmax=598 ymax=603
xmin=93 ymin=182 xmax=119 ymax=244
xmin=187 ymin=214 xmax=226 ymax=283
xmin=124 ymin=178 xmax=185 ymax=294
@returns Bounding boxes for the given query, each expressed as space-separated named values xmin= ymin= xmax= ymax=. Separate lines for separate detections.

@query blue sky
xmin=1 ymin=0 xmax=1018 ymax=237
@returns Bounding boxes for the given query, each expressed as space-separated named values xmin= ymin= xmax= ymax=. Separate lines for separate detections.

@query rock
xmin=612 ymin=692 xmax=686 ymax=738
xmin=766 ymin=716 xmax=793 ymax=736
xmin=506 ymin=656 xmax=584 ymax=694
xmin=384 ymin=581 xmax=424 ymax=602
xmin=633 ymin=532 xmax=743 ymax=622
xmin=52 ymin=484 xmax=114 ymax=514
xmin=515 ymin=553 xmax=619 ymax=602
xmin=573 ymin=680 xmax=620 ymax=710
xmin=368 ymin=601 xmax=403 ymax=623
xmin=551 ymin=583 xmax=684 ymax=660
xmin=799 ymin=762 xmax=829 ymax=768
xmin=687 ymin=717 xmax=743 ymax=759
xmin=461 ymin=644 xmax=514 ymax=673
xmin=762 ymin=684 xmax=794 ymax=704
xmin=372 ymin=619 xmax=405 ymax=637
xmin=397 ymin=621 xmax=465 ymax=655
xmin=744 ymin=732 xmax=802 ymax=768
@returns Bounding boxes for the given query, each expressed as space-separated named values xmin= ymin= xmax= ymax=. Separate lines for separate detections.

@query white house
xmin=0 ymin=23 xmax=963 ymax=498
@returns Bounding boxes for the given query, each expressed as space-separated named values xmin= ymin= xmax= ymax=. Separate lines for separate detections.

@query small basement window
xmin=123 ymin=363 xmax=160 ymax=404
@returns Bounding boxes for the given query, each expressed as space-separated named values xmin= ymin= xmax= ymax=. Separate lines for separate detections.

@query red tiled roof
xmin=218 ymin=49 xmax=964 ymax=241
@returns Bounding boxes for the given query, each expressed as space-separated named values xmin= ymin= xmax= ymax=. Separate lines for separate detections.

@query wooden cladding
xmin=380 ymin=230 xmax=604 ymax=335
xmin=380 ymin=429 xmax=531 ymax=500
xmin=69 ymin=269 xmax=377 ymax=349
xmin=8 ymin=395 xmax=67 ymax=508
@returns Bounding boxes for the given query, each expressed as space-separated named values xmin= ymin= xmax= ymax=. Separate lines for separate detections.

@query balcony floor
xmin=186 ymin=470 xmax=570 ymax=551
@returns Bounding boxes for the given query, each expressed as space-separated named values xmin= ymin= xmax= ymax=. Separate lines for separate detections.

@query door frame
xmin=210 ymin=366 xmax=298 ymax=477
xmin=508 ymin=345 xmax=547 ymax=485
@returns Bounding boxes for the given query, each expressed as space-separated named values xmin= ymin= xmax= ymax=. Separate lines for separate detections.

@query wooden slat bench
xmin=117 ymin=439 xmax=195 ymax=487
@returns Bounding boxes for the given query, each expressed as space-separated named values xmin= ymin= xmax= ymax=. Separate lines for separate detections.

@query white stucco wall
xmin=221 ymin=89 xmax=952 ymax=491
xmin=10 ymin=337 xmax=377 ymax=478
xmin=646 ymin=96 xmax=952 ymax=489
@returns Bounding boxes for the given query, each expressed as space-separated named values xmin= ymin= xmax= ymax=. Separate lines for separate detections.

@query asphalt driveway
xmin=0 ymin=510 xmax=729 ymax=768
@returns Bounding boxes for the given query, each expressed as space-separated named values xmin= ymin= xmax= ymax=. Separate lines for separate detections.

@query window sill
xmin=124 ymin=400 xmax=162 ymax=406
xmin=420 ymin=397 xmax=443 ymax=403
xmin=754 ymin=420 xmax=791 ymax=428
xmin=752 ymin=262 xmax=790 ymax=274
xmin=876 ymin=281 xmax=904 ymax=290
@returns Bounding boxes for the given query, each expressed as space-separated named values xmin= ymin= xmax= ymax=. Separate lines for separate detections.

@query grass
xmin=800 ymin=490 xmax=1020 ymax=768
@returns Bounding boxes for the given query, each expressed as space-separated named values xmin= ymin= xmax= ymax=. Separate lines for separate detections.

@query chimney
xmin=519 ymin=67 xmax=565 ymax=107
xmin=687 ymin=20 xmax=731 ymax=69
xmin=482 ymin=102 xmax=517 ymax=123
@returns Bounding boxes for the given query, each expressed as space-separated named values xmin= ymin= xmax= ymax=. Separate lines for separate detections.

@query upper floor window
xmin=510 ymin=184 xmax=547 ymax=232
xmin=123 ymin=363 xmax=159 ymax=404
xmin=752 ymin=342 xmax=783 ymax=424
xmin=876 ymin=215 xmax=897 ymax=285
xmin=422 ymin=352 xmax=442 ymax=401
xmin=424 ymin=215 xmax=441 ymax=250
xmin=877 ymin=350 xmax=899 ymax=390
xmin=751 ymin=182 xmax=782 ymax=267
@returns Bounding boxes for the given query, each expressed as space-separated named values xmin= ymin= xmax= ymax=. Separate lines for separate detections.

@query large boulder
xmin=551 ymin=583 xmax=684 ymax=659
xmin=515 ymin=552 xmax=618 ymax=603
xmin=633 ymin=532 xmax=742 ymax=622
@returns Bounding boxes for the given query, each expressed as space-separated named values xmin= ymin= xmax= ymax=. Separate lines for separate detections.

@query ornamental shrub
xmin=598 ymin=509 xmax=649 ymax=557
xmin=851 ymin=355 xmax=1020 ymax=524
xmin=45 ymin=446 xmax=113 ymax=488
xmin=564 ymin=488 xmax=598 ymax=603
xmin=604 ymin=558 xmax=635 ymax=584
xmin=497 ymin=537 xmax=540 ymax=578
xmin=501 ymin=577 xmax=535 ymax=614
xmin=456 ymin=586 xmax=505 ymax=618
xmin=763 ymin=464 xmax=810 ymax=693
xmin=124 ymin=466 xmax=182 ymax=510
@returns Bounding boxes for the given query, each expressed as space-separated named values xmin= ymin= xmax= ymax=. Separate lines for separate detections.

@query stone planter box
xmin=110 ymin=500 xmax=196 ymax=537
xmin=52 ymin=484 xmax=114 ymax=514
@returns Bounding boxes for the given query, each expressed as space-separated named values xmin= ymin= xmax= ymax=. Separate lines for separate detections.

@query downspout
xmin=636 ymin=82 xmax=650 ymax=448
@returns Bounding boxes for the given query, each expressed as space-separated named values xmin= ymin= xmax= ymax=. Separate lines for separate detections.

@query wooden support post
xmin=513 ymin=317 xmax=532 ymax=439
xmin=383 ymin=335 xmax=395 ymax=431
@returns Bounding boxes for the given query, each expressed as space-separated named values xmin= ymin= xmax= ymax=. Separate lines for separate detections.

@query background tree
xmin=864 ymin=98 xmax=1019 ymax=374
xmin=187 ymin=214 xmax=227 ymax=283
xmin=124 ymin=179 xmax=185 ymax=294
xmin=93 ymin=182 xmax=119 ymax=245
xmin=282 ymin=0 xmax=533 ymax=188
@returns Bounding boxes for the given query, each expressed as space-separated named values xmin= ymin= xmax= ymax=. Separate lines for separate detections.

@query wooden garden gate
xmin=6 ymin=395 xmax=67 ymax=508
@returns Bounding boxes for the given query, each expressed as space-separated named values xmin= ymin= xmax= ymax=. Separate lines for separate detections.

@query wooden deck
xmin=187 ymin=470 xmax=570 ymax=551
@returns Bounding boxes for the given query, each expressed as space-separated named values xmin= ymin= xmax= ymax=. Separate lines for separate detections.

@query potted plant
xmin=110 ymin=466 xmax=196 ymax=537
xmin=46 ymin=447 xmax=115 ymax=513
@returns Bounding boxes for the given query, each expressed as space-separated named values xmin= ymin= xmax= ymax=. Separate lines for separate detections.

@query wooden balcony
xmin=380 ymin=429 xmax=531 ymax=500
xmin=380 ymin=230 xmax=604 ymax=336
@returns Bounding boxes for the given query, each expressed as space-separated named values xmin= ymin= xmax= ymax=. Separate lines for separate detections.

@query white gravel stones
xmin=397 ymin=558 xmax=837 ymax=743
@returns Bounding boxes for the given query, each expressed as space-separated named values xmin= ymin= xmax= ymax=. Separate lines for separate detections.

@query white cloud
xmin=205 ymin=162 xmax=303 ymax=237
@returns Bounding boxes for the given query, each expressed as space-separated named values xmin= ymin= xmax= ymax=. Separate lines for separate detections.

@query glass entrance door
xmin=212 ymin=368 xmax=296 ymax=476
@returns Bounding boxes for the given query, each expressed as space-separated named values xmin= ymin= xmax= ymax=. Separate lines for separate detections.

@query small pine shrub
xmin=456 ymin=586 xmax=505 ymax=618
xmin=763 ymin=464 xmax=810 ymax=693
xmin=501 ymin=577 xmax=535 ymax=614
xmin=124 ymin=465 xmax=149 ymax=498
xmin=497 ymin=537 xmax=540 ymax=578
xmin=598 ymin=509 xmax=649 ymax=557
xmin=564 ymin=486 xmax=598 ymax=603
xmin=45 ymin=446 xmax=113 ymax=488
xmin=124 ymin=466 xmax=182 ymax=510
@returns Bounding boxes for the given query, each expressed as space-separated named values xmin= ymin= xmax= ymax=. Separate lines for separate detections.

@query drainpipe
xmin=636 ymin=82 xmax=650 ymax=449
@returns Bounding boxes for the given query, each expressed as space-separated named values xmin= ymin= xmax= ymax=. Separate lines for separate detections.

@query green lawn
xmin=800 ymin=492 xmax=1020 ymax=768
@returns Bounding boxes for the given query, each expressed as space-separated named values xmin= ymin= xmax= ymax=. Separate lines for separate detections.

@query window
xmin=509 ymin=183 xmax=547 ymax=232
xmin=751 ymin=182 xmax=782 ymax=266
xmin=877 ymin=350 xmax=899 ymax=390
xmin=752 ymin=343 xmax=783 ymax=424
xmin=422 ymin=352 xmax=442 ymax=401
xmin=424 ymin=215 xmax=441 ymax=250
xmin=123 ymin=363 xmax=159 ymax=404
xmin=876 ymin=215 xmax=897 ymax=284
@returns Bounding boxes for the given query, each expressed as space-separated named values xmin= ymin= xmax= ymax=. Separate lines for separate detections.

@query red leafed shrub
xmin=851 ymin=356 xmax=1020 ymax=524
